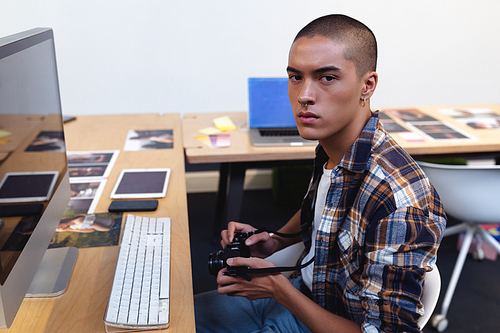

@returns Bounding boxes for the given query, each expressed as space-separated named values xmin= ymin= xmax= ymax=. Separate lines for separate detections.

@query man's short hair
xmin=294 ymin=14 xmax=377 ymax=77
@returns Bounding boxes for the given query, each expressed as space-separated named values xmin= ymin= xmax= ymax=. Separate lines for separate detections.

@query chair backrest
xmin=267 ymin=242 xmax=440 ymax=329
xmin=418 ymin=266 xmax=441 ymax=329
xmin=417 ymin=161 xmax=500 ymax=224
xmin=266 ymin=242 xmax=305 ymax=278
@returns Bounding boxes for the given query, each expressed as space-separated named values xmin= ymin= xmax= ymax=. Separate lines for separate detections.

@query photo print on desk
xmin=406 ymin=121 xmax=477 ymax=141
xmin=438 ymin=108 xmax=500 ymax=130
xmin=64 ymin=178 xmax=107 ymax=215
xmin=455 ymin=117 xmax=500 ymax=129
xmin=438 ymin=108 xmax=498 ymax=119
xmin=67 ymin=150 xmax=119 ymax=179
xmin=50 ymin=212 xmax=122 ymax=249
xmin=377 ymin=111 xmax=425 ymax=142
xmin=25 ymin=131 xmax=65 ymax=152
xmin=381 ymin=121 xmax=410 ymax=133
xmin=123 ymin=129 xmax=173 ymax=151
xmin=385 ymin=109 xmax=438 ymax=122
xmin=377 ymin=111 xmax=393 ymax=120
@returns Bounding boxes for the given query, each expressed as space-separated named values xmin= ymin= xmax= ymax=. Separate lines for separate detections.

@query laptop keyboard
xmin=258 ymin=128 xmax=300 ymax=137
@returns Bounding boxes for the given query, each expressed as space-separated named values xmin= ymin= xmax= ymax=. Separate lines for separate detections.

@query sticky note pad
xmin=0 ymin=130 xmax=11 ymax=138
xmin=209 ymin=134 xmax=231 ymax=148
xmin=196 ymin=134 xmax=231 ymax=148
xmin=195 ymin=135 xmax=211 ymax=147
xmin=213 ymin=116 xmax=236 ymax=131
xmin=199 ymin=127 xmax=221 ymax=135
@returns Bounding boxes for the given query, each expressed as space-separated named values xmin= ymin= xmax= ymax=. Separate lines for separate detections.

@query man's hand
xmin=221 ymin=221 xmax=277 ymax=259
xmin=216 ymin=256 xmax=289 ymax=301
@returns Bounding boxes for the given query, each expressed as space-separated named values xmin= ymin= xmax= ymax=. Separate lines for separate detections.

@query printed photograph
xmin=406 ymin=121 xmax=477 ymax=141
xmin=64 ymin=179 xmax=107 ymax=215
xmin=385 ymin=109 xmax=438 ymax=122
xmin=50 ymin=213 xmax=122 ymax=249
xmin=123 ymin=129 xmax=173 ymax=151
xmin=456 ymin=117 xmax=500 ymax=129
xmin=66 ymin=150 xmax=119 ymax=179
xmin=381 ymin=121 xmax=409 ymax=133
xmin=378 ymin=111 xmax=393 ymax=120
xmin=438 ymin=108 xmax=498 ymax=119
xmin=25 ymin=131 xmax=65 ymax=152
xmin=68 ymin=165 xmax=108 ymax=178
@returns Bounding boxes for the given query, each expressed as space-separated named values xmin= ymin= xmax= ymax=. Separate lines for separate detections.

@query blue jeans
xmin=194 ymin=276 xmax=311 ymax=333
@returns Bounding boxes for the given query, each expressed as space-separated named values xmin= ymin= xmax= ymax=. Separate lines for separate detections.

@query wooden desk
xmin=183 ymin=105 xmax=500 ymax=236
xmin=1 ymin=114 xmax=195 ymax=333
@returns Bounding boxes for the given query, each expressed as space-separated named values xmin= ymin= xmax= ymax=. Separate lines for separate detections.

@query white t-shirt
xmin=301 ymin=164 xmax=332 ymax=291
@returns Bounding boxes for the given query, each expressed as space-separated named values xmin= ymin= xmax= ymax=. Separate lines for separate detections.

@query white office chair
xmin=266 ymin=242 xmax=305 ymax=278
xmin=267 ymin=241 xmax=440 ymax=329
xmin=419 ymin=265 xmax=441 ymax=329
xmin=418 ymin=161 xmax=500 ymax=332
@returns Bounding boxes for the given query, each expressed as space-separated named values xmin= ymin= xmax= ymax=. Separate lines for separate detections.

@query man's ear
xmin=361 ymin=71 xmax=378 ymax=100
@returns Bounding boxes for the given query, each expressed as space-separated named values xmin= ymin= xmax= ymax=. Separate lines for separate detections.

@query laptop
xmin=248 ymin=78 xmax=317 ymax=146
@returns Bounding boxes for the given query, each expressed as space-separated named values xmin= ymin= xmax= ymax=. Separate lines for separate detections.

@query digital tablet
xmin=0 ymin=171 xmax=59 ymax=203
xmin=110 ymin=168 xmax=171 ymax=199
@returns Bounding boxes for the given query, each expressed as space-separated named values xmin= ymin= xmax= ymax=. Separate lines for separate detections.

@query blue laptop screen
xmin=248 ymin=78 xmax=297 ymax=128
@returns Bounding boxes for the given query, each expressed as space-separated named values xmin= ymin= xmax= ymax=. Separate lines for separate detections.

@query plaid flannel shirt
xmin=300 ymin=112 xmax=447 ymax=332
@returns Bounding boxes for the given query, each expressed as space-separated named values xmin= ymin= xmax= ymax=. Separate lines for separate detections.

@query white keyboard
xmin=104 ymin=214 xmax=171 ymax=331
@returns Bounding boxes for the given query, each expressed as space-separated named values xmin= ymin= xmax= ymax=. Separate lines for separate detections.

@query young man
xmin=195 ymin=14 xmax=446 ymax=333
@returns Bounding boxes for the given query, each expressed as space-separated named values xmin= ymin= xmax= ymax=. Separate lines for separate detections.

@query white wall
xmin=1 ymin=0 xmax=499 ymax=116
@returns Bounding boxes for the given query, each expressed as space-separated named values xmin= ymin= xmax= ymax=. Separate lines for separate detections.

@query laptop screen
xmin=248 ymin=78 xmax=297 ymax=128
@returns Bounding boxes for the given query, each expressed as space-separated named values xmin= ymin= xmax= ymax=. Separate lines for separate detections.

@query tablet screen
xmin=110 ymin=169 xmax=171 ymax=199
xmin=0 ymin=171 xmax=59 ymax=203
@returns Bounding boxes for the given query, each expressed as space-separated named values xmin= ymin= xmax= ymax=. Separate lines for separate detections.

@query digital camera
xmin=208 ymin=231 xmax=253 ymax=276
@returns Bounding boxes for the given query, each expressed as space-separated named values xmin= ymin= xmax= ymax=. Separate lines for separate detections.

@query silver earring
xmin=361 ymin=98 xmax=366 ymax=108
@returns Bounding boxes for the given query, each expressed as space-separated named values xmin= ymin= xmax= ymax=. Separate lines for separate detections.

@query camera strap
xmin=223 ymin=255 xmax=315 ymax=281
xmin=223 ymin=224 xmax=315 ymax=281
xmin=246 ymin=255 xmax=315 ymax=275
xmin=253 ymin=225 xmax=310 ymax=239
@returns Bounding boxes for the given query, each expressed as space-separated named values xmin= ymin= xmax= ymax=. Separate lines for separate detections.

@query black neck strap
xmin=223 ymin=255 xmax=315 ymax=281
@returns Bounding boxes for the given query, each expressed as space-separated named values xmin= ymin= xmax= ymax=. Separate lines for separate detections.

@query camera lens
xmin=208 ymin=249 xmax=225 ymax=276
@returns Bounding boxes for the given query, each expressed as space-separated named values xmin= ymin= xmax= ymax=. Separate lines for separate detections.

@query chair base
xmin=433 ymin=222 xmax=500 ymax=331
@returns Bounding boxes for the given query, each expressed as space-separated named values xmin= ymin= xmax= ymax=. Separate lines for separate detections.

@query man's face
xmin=287 ymin=35 xmax=368 ymax=145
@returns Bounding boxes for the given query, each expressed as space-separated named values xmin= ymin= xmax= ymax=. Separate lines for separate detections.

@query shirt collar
xmin=315 ymin=111 xmax=379 ymax=174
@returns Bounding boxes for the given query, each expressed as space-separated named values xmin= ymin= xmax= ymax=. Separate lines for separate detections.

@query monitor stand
xmin=25 ymin=247 xmax=78 ymax=298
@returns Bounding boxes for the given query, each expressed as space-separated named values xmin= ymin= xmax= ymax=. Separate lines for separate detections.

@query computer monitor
xmin=0 ymin=28 xmax=74 ymax=328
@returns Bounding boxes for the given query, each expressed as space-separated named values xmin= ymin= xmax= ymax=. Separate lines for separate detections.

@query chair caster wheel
xmin=472 ymin=247 xmax=484 ymax=261
xmin=431 ymin=314 xmax=448 ymax=332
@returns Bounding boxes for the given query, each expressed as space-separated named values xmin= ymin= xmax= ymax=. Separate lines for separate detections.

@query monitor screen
xmin=0 ymin=28 xmax=71 ymax=328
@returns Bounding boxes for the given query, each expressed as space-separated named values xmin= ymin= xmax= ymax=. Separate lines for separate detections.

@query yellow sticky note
xmin=199 ymin=127 xmax=221 ymax=135
xmin=195 ymin=135 xmax=212 ymax=147
xmin=0 ymin=130 xmax=11 ymax=138
xmin=213 ymin=116 xmax=236 ymax=132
